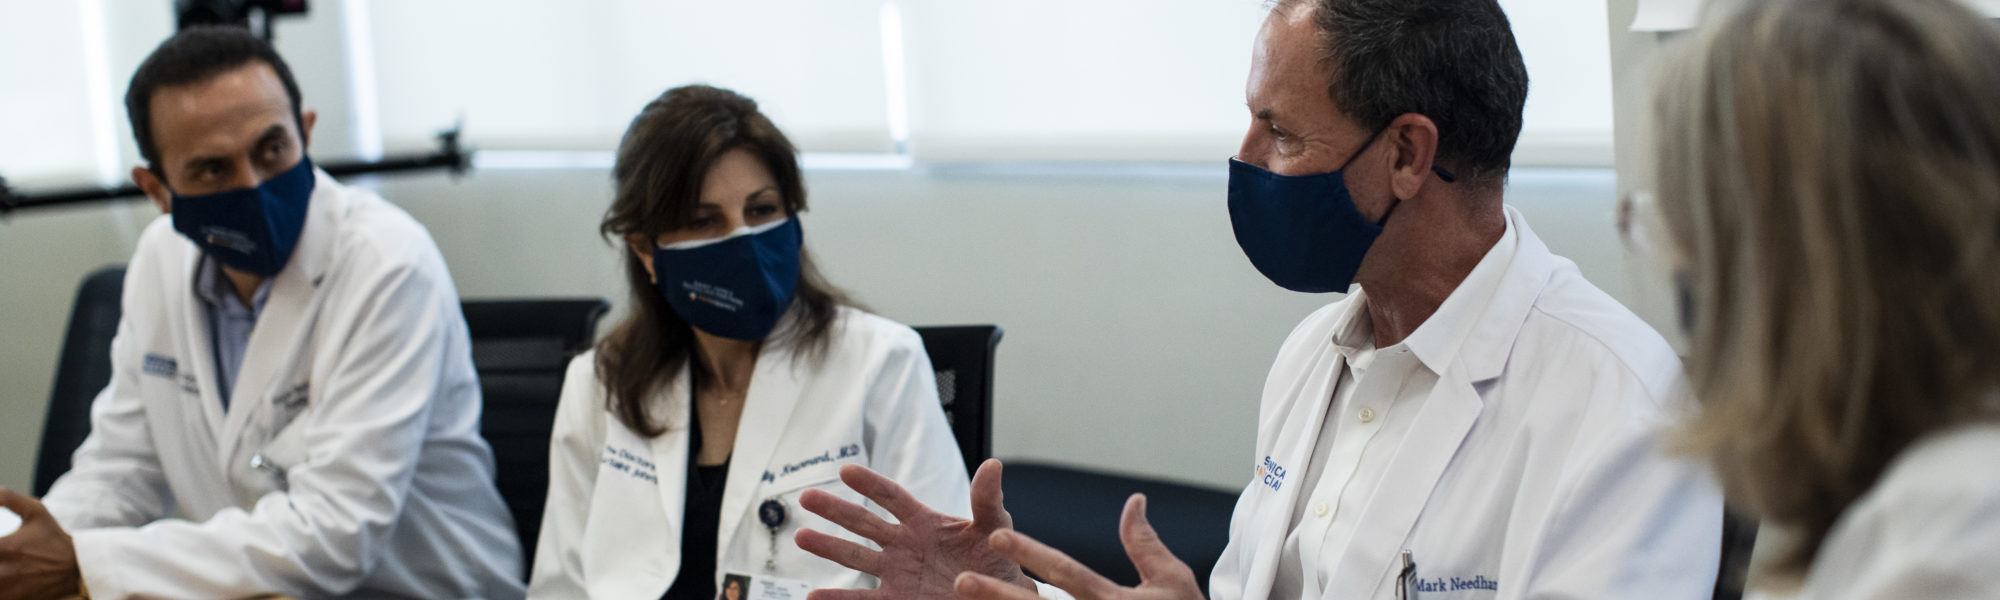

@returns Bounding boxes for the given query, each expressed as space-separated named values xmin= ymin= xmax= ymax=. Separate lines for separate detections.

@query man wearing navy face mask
xmin=0 ymin=27 xmax=523 ymax=599
xmin=795 ymin=1 xmax=1725 ymax=599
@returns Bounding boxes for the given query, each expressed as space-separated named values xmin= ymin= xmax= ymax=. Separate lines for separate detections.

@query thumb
xmin=1119 ymin=494 xmax=1192 ymax=585
xmin=0 ymin=487 xmax=48 ymax=521
xmin=971 ymin=458 xmax=1013 ymax=532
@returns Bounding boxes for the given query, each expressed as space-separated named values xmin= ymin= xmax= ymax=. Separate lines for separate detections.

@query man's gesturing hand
xmin=796 ymin=459 xmax=1035 ymax=600
xmin=954 ymin=494 xmax=1204 ymax=600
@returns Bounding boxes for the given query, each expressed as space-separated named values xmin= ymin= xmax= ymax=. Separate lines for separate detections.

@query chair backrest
xmin=35 ymin=265 xmax=127 ymax=496
xmin=1713 ymin=505 xmax=1760 ymax=600
xmin=912 ymin=325 xmax=1002 ymax=475
xmin=461 ymin=298 xmax=609 ymax=579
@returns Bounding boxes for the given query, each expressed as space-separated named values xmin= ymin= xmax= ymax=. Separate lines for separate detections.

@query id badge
xmin=718 ymin=573 xmax=813 ymax=600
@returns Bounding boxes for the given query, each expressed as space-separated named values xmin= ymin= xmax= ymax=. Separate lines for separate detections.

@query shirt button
xmin=1359 ymin=407 xmax=1377 ymax=423
xmin=1314 ymin=502 xmax=1330 ymax=518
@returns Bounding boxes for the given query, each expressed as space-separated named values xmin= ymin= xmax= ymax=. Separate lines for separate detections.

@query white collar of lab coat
xmin=282 ymin=167 xmax=344 ymax=286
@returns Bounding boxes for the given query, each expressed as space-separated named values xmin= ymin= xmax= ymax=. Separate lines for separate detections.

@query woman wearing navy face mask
xmin=528 ymin=85 xmax=972 ymax=600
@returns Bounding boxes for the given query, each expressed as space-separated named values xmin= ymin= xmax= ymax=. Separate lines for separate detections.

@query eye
xmin=688 ymin=216 xmax=718 ymax=229
xmin=195 ymin=163 xmax=226 ymax=183
xmin=749 ymin=204 xmax=781 ymax=217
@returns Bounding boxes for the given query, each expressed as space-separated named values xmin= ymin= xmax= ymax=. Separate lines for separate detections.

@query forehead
xmin=1250 ymin=7 xmax=1328 ymax=99
xmin=147 ymin=62 xmax=295 ymax=162
xmin=699 ymin=148 xmax=779 ymax=203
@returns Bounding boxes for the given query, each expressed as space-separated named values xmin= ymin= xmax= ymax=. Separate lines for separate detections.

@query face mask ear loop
xmin=1339 ymin=126 xmax=1399 ymax=228
xmin=1337 ymin=126 xmax=1390 ymax=172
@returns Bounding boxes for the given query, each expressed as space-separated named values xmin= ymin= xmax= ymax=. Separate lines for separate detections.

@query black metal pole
xmin=1 ymin=127 xmax=467 ymax=215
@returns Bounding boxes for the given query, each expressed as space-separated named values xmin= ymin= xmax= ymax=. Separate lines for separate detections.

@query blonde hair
xmin=1656 ymin=0 xmax=2000 ymax=581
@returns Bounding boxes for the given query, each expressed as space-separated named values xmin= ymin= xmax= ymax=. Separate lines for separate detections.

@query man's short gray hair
xmin=1275 ymin=0 xmax=1529 ymax=188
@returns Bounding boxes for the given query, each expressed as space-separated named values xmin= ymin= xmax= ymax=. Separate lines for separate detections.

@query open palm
xmin=796 ymin=459 xmax=1036 ymax=600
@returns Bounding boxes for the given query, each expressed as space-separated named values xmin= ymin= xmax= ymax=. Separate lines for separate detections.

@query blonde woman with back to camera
xmin=1653 ymin=0 xmax=2000 ymax=597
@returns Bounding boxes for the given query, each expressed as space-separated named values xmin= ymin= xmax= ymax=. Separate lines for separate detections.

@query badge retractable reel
xmin=759 ymin=498 xmax=787 ymax=571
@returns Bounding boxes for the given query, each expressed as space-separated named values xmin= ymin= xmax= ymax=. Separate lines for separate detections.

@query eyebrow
xmin=696 ymin=186 xmax=781 ymax=208
xmin=1247 ymin=99 xmax=1286 ymax=121
xmin=179 ymin=123 xmax=290 ymax=172
xmin=253 ymin=124 xmax=289 ymax=149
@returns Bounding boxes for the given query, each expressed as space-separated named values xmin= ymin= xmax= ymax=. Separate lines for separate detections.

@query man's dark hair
xmin=125 ymin=25 xmax=303 ymax=167
xmin=1283 ymin=0 xmax=1529 ymax=189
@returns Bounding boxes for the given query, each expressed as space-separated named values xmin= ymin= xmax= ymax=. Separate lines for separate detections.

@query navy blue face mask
xmin=1226 ymin=131 xmax=1455 ymax=293
xmin=169 ymin=156 xmax=316 ymax=277
xmin=653 ymin=217 xmax=803 ymax=341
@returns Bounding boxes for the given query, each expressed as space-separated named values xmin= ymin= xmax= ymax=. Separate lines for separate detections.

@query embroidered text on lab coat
xmin=762 ymin=443 xmax=863 ymax=483
xmin=601 ymin=446 xmax=658 ymax=484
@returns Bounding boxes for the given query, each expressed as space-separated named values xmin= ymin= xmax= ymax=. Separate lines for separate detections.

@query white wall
xmin=0 ymin=164 xmax=1644 ymax=491
xmin=0 ymin=0 xmax=1659 ymax=492
xmin=1605 ymin=0 xmax=1690 ymax=350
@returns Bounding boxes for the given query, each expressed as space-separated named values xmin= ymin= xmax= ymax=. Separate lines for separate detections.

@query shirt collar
xmin=1330 ymin=291 xmax=1377 ymax=358
xmin=194 ymin=255 xmax=273 ymax=315
xmin=1345 ymin=213 xmax=1521 ymax=375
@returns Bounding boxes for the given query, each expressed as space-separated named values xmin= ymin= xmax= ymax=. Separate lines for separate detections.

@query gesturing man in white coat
xmin=793 ymin=1 xmax=1725 ymax=599
xmin=0 ymin=27 xmax=523 ymax=599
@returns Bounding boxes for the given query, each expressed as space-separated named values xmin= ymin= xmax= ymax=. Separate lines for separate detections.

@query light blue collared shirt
xmin=194 ymin=256 xmax=271 ymax=409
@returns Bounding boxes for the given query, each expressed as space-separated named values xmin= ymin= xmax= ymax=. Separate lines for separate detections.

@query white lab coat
xmin=528 ymin=307 xmax=972 ymax=599
xmin=1206 ymin=207 xmax=1724 ymax=599
xmin=1747 ymin=423 xmax=2000 ymax=600
xmin=42 ymin=169 xmax=525 ymax=599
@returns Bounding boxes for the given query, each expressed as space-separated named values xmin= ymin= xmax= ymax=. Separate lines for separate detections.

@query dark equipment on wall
xmin=176 ymin=0 xmax=310 ymax=41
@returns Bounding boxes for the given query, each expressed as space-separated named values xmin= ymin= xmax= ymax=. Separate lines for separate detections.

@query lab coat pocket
xmin=245 ymin=387 xmax=313 ymax=494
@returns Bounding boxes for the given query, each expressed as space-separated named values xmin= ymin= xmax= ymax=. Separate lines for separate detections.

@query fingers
xmin=955 ymin=572 xmax=1045 ymax=600
xmin=837 ymin=464 xmax=933 ymax=525
xmin=794 ymin=528 xmax=883 ymax=575
xmin=989 ymin=529 xmax=1118 ymax=598
xmin=1118 ymin=494 xmax=1196 ymax=586
xmin=799 ymin=489 xmax=897 ymax=543
xmin=970 ymin=458 xmax=1013 ymax=532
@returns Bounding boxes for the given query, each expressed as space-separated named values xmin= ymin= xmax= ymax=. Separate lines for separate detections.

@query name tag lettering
xmin=761 ymin=443 xmax=863 ymax=484
xmin=601 ymin=445 xmax=658 ymax=484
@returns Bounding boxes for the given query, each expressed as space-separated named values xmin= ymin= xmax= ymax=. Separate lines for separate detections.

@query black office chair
xmin=1004 ymin=463 xmax=1238 ymax=592
xmin=34 ymin=265 xmax=127 ymax=496
xmin=1714 ymin=506 xmax=1759 ymax=600
xmin=912 ymin=325 xmax=1002 ymax=475
xmin=909 ymin=323 xmax=1236 ymax=592
xmin=461 ymin=298 xmax=609 ymax=579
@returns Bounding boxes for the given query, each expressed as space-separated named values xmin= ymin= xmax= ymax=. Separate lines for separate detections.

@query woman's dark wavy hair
xmin=597 ymin=84 xmax=848 ymax=437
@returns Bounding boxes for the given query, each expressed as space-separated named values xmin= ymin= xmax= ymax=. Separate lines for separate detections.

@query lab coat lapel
xmin=1239 ymin=324 xmax=1355 ymax=599
xmin=178 ymin=251 xmax=229 ymax=443
xmin=717 ymin=339 xmax=806 ymax=565
xmin=646 ymin=368 xmax=693 ymax=596
xmin=216 ymin=170 xmax=341 ymax=470
xmin=1323 ymin=368 xmax=1483 ymax=600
